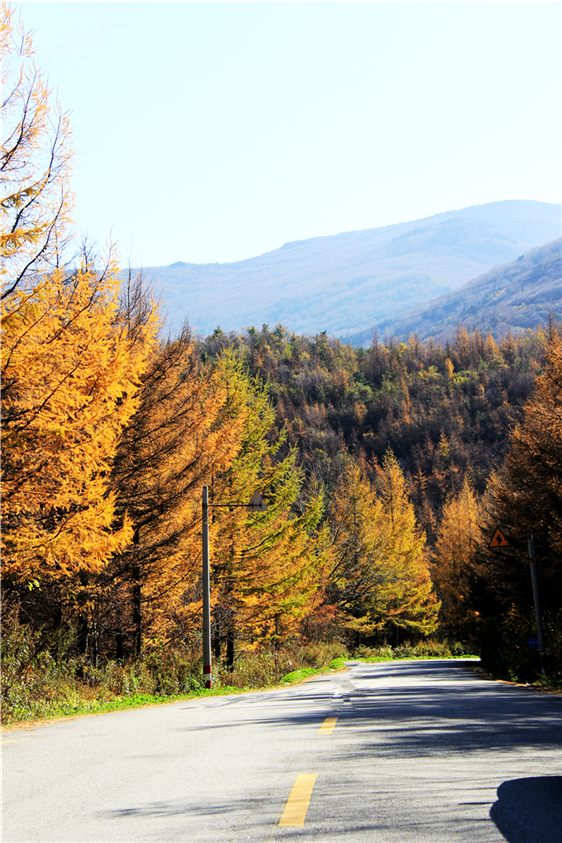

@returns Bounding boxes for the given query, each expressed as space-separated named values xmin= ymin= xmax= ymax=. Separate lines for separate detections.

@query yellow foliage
xmin=431 ymin=476 xmax=482 ymax=636
xmin=501 ymin=328 xmax=562 ymax=550
xmin=1 ymin=4 xmax=74 ymax=297
xmin=105 ymin=339 xmax=250 ymax=646
xmin=1 ymin=261 xmax=158 ymax=585
xmin=329 ymin=452 xmax=439 ymax=639
xmin=206 ymin=355 xmax=329 ymax=651
xmin=104 ymin=349 xmax=328 ymax=655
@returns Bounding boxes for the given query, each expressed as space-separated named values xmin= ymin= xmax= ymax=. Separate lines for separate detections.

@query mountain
xmin=343 ymin=239 xmax=561 ymax=346
xmin=140 ymin=200 xmax=561 ymax=339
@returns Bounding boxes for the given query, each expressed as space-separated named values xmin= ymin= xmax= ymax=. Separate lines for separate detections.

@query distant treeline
xmin=200 ymin=322 xmax=545 ymax=541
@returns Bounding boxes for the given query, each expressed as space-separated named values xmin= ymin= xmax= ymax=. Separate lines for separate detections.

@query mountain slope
xmin=347 ymin=238 xmax=561 ymax=345
xmin=142 ymin=200 xmax=561 ymax=339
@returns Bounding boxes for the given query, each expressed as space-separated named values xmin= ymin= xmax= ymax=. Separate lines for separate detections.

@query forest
xmin=2 ymin=5 xmax=561 ymax=723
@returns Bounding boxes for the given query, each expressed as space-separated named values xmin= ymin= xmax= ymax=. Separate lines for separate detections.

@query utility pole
xmin=527 ymin=533 xmax=546 ymax=675
xmin=202 ymin=485 xmax=212 ymax=689
xmin=201 ymin=486 xmax=267 ymax=691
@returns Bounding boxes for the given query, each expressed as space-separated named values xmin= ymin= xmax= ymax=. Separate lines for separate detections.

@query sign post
xmin=527 ymin=533 xmax=546 ymax=675
xmin=488 ymin=526 xmax=546 ymax=676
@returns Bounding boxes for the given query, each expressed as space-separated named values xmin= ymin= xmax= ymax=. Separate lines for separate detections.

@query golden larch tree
xmin=100 ymin=342 xmax=251 ymax=656
xmin=431 ymin=476 xmax=483 ymax=640
xmin=1 ymin=259 xmax=158 ymax=596
xmin=205 ymin=354 xmax=328 ymax=663
xmin=375 ymin=449 xmax=439 ymax=637
xmin=1 ymin=3 xmax=74 ymax=298
xmin=328 ymin=452 xmax=439 ymax=642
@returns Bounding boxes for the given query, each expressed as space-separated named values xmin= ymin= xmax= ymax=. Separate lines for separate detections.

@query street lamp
xmin=201 ymin=484 xmax=267 ymax=689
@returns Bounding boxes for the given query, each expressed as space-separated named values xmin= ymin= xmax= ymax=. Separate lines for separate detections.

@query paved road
xmin=3 ymin=659 xmax=561 ymax=842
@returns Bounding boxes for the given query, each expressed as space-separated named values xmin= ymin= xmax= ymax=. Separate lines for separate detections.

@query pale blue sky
xmin=16 ymin=2 xmax=562 ymax=267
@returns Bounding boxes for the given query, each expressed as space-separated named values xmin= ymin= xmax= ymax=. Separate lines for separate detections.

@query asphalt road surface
xmin=3 ymin=659 xmax=561 ymax=843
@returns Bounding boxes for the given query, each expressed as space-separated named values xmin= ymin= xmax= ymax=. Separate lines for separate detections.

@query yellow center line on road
xmin=318 ymin=716 xmax=338 ymax=734
xmin=278 ymin=773 xmax=317 ymax=826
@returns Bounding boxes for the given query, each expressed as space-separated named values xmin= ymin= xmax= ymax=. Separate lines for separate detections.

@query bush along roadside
xmin=2 ymin=626 xmax=481 ymax=727
xmin=1 ymin=622 xmax=349 ymax=726
xmin=279 ymin=657 xmax=348 ymax=685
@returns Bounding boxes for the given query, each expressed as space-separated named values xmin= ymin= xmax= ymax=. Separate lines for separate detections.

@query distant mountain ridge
xmin=140 ymin=200 xmax=561 ymax=339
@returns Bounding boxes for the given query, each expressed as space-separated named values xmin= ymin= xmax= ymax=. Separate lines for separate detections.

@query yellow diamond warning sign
xmin=489 ymin=528 xmax=510 ymax=548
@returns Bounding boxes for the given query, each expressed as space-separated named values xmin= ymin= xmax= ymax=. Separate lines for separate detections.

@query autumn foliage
xmin=431 ymin=477 xmax=483 ymax=640
xmin=2 ymin=260 xmax=158 ymax=581
xmin=327 ymin=453 xmax=438 ymax=641
xmin=1 ymin=3 xmax=73 ymax=297
xmin=3 ymin=3 xmax=561 ymax=704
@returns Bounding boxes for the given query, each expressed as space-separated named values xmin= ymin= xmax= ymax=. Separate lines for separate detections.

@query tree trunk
xmin=115 ymin=629 xmax=124 ymax=663
xmin=213 ymin=616 xmax=221 ymax=660
xmin=132 ymin=564 xmax=141 ymax=657
xmin=226 ymin=625 xmax=235 ymax=670
xmin=77 ymin=614 xmax=88 ymax=656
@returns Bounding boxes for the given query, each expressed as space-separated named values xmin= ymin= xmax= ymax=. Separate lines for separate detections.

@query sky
xmin=15 ymin=1 xmax=562 ymax=268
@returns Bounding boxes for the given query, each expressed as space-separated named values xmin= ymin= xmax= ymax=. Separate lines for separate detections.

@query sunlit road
xmin=3 ymin=659 xmax=561 ymax=842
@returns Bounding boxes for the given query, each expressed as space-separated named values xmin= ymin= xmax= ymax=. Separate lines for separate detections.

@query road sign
xmin=489 ymin=528 xmax=510 ymax=548
xmin=247 ymin=491 xmax=267 ymax=512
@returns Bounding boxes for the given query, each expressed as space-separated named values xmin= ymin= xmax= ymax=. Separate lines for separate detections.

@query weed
xmin=280 ymin=667 xmax=319 ymax=684
xmin=1 ymin=623 xmax=481 ymax=727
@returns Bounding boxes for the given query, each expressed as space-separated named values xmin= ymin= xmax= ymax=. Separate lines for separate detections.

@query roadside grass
xmin=280 ymin=667 xmax=320 ymax=684
xmin=1 ymin=686 xmax=249 ymax=728
xmin=327 ymin=656 xmax=347 ymax=670
xmin=471 ymin=665 xmax=562 ymax=694
xmin=1 ymin=631 xmax=348 ymax=727
xmin=351 ymin=640 xmax=476 ymax=661
xmin=358 ymin=654 xmax=480 ymax=662
xmin=1 ymin=632 xmax=481 ymax=728
xmin=531 ymin=675 xmax=562 ymax=693
xmin=2 ymin=661 xmax=347 ymax=728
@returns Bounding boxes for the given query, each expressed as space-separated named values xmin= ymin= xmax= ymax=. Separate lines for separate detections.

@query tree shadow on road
xmin=173 ymin=661 xmax=560 ymax=762
xmin=327 ymin=661 xmax=562 ymax=759
xmin=490 ymin=777 xmax=562 ymax=843
xmin=98 ymin=662 xmax=561 ymax=840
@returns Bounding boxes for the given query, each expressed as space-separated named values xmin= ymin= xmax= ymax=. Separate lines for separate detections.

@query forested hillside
xmin=201 ymin=321 xmax=562 ymax=678
xmin=200 ymin=323 xmax=545 ymax=540
xmin=370 ymin=238 xmax=561 ymax=345
xmin=2 ymin=4 xmax=561 ymax=725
